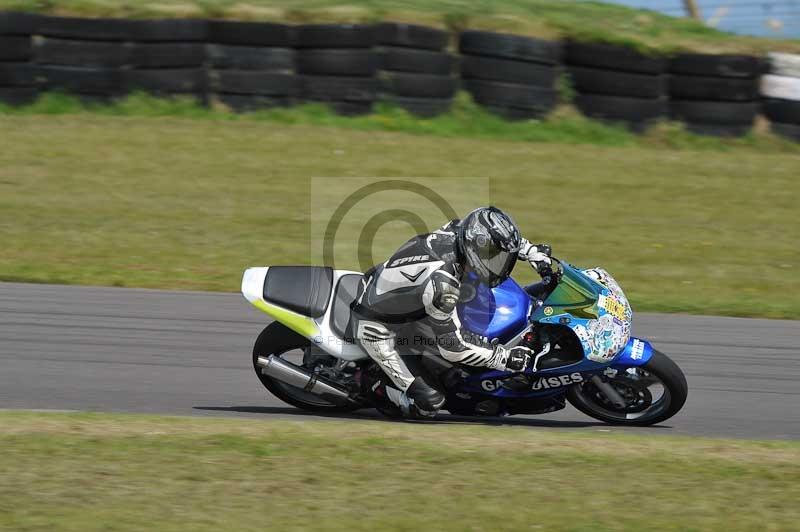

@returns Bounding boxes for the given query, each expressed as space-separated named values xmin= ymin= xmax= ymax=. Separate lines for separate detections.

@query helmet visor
xmin=482 ymin=248 xmax=514 ymax=277
xmin=470 ymin=246 xmax=516 ymax=286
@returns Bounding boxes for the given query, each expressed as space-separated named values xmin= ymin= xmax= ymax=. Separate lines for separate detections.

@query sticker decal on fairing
xmin=480 ymin=372 xmax=584 ymax=392
xmin=575 ymin=268 xmax=633 ymax=362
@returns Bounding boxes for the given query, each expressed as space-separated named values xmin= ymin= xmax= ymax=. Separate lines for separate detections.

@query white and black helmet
xmin=457 ymin=207 xmax=521 ymax=287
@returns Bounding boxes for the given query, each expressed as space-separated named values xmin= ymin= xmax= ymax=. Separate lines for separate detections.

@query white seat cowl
xmin=241 ymin=267 xmax=269 ymax=303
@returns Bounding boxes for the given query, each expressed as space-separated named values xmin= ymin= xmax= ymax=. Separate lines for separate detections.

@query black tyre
xmin=35 ymin=38 xmax=131 ymax=68
xmin=565 ymin=40 xmax=665 ymax=74
xmin=211 ymin=70 xmax=298 ymax=96
xmin=0 ymin=86 xmax=38 ymax=105
xmin=253 ymin=322 xmax=360 ymax=413
xmin=762 ymin=98 xmax=800 ymax=125
xmin=0 ymin=11 xmax=41 ymax=35
xmin=669 ymin=53 xmax=765 ymax=78
xmin=574 ymin=93 xmax=667 ymax=124
xmin=40 ymin=65 xmax=121 ymax=94
xmin=296 ymin=24 xmax=375 ymax=49
xmin=379 ymin=46 xmax=454 ymax=75
xmin=669 ymin=100 xmax=759 ymax=126
xmin=461 ymin=54 xmax=557 ymax=86
xmin=301 ymin=75 xmax=378 ymax=102
xmin=459 ymin=30 xmax=560 ymax=65
xmin=122 ymin=68 xmax=205 ymax=94
xmin=207 ymin=45 xmax=294 ymax=71
xmin=669 ymin=74 xmax=758 ymax=101
xmin=129 ymin=42 xmax=205 ymax=68
xmin=0 ymin=63 xmax=39 ymax=86
xmin=568 ymin=66 xmax=665 ymax=98
xmin=383 ymin=95 xmax=453 ymax=117
xmin=208 ymin=20 xmax=293 ymax=47
xmin=376 ymin=22 xmax=448 ymax=51
xmin=218 ymin=93 xmax=291 ymax=112
xmin=0 ymin=36 xmax=31 ymax=61
xmin=770 ymin=121 xmax=800 ymax=141
xmin=297 ymin=49 xmax=376 ymax=76
xmin=37 ymin=15 xmax=135 ymax=41
xmin=129 ymin=18 xmax=208 ymax=42
xmin=464 ymin=79 xmax=557 ymax=111
xmin=567 ymin=350 xmax=688 ymax=426
xmin=382 ymin=72 xmax=457 ymax=98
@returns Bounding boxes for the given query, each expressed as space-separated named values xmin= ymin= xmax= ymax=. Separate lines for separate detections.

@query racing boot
xmin=406 ymin=376 xmax=445 ymax=415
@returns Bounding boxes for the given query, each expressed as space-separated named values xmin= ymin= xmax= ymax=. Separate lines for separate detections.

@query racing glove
xmin=519 ymin=240 xmax=553 ymax=275
xmin=490 ymin=345 xmax=532 ymax=373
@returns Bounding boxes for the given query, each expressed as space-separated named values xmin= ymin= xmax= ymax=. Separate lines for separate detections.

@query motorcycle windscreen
xmin=543 ymin=263 xmax=602 ymax=318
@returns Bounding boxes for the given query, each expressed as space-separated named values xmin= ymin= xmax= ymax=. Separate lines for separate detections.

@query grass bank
xmin=0 ymin=411 xmax=798 ymax=531
xmin=1 ymin=0 xmax=799 ymax=54
xmin=0 ymin=101 xmax=798 ymax=318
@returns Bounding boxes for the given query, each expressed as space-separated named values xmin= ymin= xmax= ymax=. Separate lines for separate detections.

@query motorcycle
xmin=241 ymin=258 xmax=687 ymax=425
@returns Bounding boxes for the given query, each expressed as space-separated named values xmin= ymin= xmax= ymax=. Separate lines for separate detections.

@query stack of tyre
xmin=565 ymin=41 xmax=666 ymax=131
xmin=668 ymin=53 xmax=763 ymax=136
xmin=207 ymin=20 xmax=296 ymax=112
xmin=123 ymin=19 xmax=208 ymax=103
xmin=376 ymin=22 xmax=456 ymax=117
xmin=0 ymin=12 xmax=38 ymax=105
xmin=295 ymin=24 xmax=378 ymax=115
xmin=34 ymin=16 xmax=133 ymax=103
xmin=459 ymin=30 xmax=560 ymax=120
xmin=760 ymin=52 xmax=800 ymax=141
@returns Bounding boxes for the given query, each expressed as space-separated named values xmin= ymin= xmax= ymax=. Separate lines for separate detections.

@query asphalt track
xmin=1 ymin=282 xmax=798 ymax=440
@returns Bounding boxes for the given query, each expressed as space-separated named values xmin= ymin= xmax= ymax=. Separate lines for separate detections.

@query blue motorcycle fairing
xmin=612 ymin=337 xmax=654 ymax=367
xmin=460 ymin=337 xmax=653 ymax=399
xmin=457 ymin=276 xmax=532 ymax=345
xmin=454 ymin=262 xmax=650 ymax=400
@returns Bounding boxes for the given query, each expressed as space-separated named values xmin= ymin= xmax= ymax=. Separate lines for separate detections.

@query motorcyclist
xmin=351 ymin=206 xmax=553 ymax=416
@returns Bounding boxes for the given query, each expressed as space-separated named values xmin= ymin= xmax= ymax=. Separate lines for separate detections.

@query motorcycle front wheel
xmin=253 ymin=322 xmax=361 ymax=414
xmin=566 ymin=350 xmax=688 ymax=426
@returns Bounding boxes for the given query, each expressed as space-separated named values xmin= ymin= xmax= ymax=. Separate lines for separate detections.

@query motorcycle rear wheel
xmin=253 ymin=322 xmax=361 ymax=413
xmin=566 ymin=349 xmax=688 ymax=426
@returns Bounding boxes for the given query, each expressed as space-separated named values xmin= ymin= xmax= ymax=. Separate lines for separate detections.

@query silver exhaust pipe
xmin=256 ymin=355 xmax=353 ymax=404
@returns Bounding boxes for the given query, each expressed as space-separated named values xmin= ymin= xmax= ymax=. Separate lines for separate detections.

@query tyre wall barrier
xmin=459 ymin=30 xmax=560 ymax=120
xmin=668 ymin=53 xmax=764 ymax=137
xmin=565 ymin=40 xmax=667 ymax=133
xmin=208 ymin=21 xmax=296 ymax=112
xmin=0 ymin=11 xmax=798 ymax=141
xmin=0 ymin=12 xmax=39 ymax=105
xmin=761 ymin=52 xmax=800 ymax=141
xmin=296 ymin=24 xmax=377 ymax=115
xmin=378 ymin=23 xmax=455 ymax=118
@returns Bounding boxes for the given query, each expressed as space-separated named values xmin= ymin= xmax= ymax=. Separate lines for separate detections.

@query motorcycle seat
xmin=263 ymin=266 xmax=333 ymax=318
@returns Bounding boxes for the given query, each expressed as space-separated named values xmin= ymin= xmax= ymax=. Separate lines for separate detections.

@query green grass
xmin=0 ymin=95 xmax=798 ymax=318
xmin=2 ymin=0 xmax=800 ymax=54
xmin=1 ymin=411 xmax=798 ymax=531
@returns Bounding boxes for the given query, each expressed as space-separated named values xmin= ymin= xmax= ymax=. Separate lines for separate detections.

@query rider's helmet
xmin=457 ymin=206 xmax=521 ymax=287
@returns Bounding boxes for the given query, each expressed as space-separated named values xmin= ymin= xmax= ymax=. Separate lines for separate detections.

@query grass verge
xmin=0 ymin=96 xmax=798 ymax=318
xmin=0 ymin=0 xmax=799 ymax=54
xmin=0 ymin=411 xmax=798 ymax=531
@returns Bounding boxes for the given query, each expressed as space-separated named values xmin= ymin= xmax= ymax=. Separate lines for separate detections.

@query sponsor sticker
xmin=631 ymin=339 xmax=645 ymax=360
xmin=480 ymin=372 xmax=583 ymax=392
xmin=598 ymin=294 xmax=627 ymax=322
xmin=543 ymin=306 xmax=553 ymax=316
xmin=389 ymin=255 xmax=430 ymax=267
